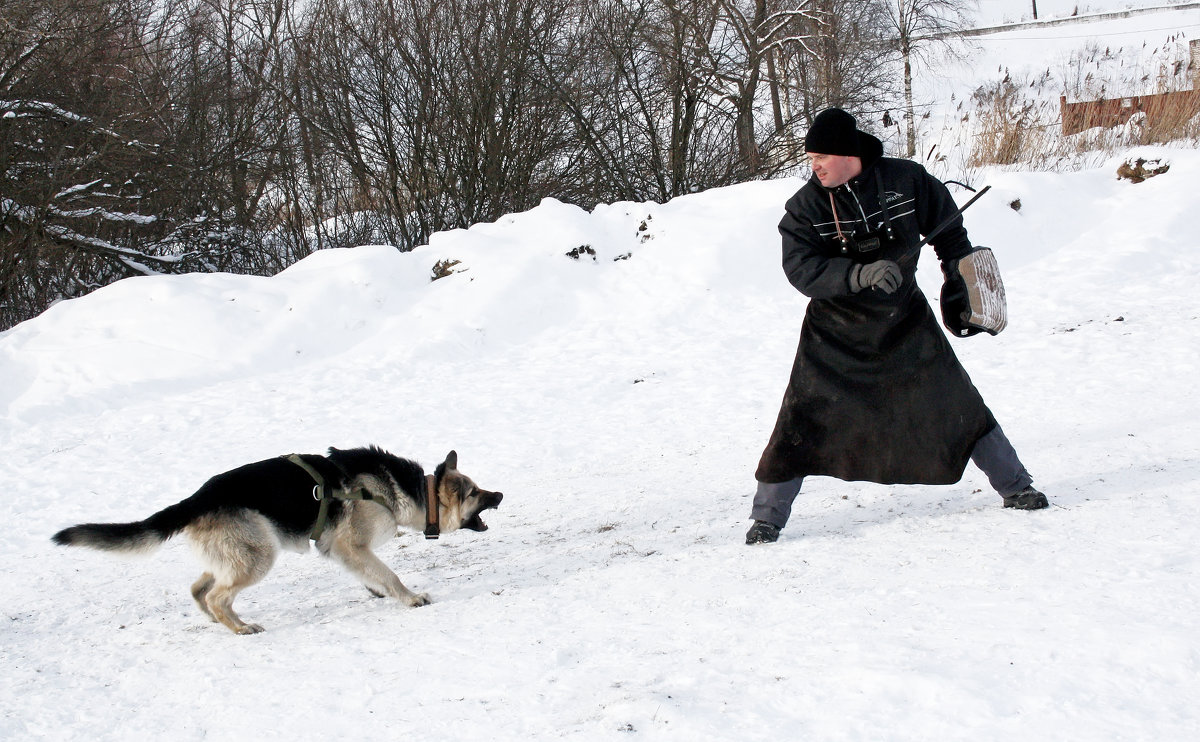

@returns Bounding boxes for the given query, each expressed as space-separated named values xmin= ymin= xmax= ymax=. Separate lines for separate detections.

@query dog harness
xmin=285 ymin=454 xmax=376 ymax=541
xmin=284 ymin=454 xmax=441 ymax=541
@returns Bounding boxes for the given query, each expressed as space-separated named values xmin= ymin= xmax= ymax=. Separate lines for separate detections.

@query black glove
xmin=850 ymin=260 xmax=902 ymax=294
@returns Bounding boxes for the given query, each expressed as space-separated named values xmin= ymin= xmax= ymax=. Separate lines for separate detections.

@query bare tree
xmin=156 ymin=0 xmax=300 ymax=271
xmin=0 ymin=0 xmax=192 ymax=330
xmin=531 ymin=0 xmax=720 ymax=202
xmin=538 ymin=0 xmax=816 ymax=201
xmin=0 ymin=0 xmax=311 ymax=328
xmin=768 ymin=0 xmax=898 ymax=149
xmin=290 ymin=0 xmax=576 ymax=248
xmin=707 ymin=0 xmax=818 ymax=177
xmin=879 ymin=0 xmax=974 ymax=156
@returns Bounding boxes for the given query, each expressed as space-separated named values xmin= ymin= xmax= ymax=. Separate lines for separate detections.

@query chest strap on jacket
xmin=874 ymin=170 xmax=897 ymax=242
xmin=285 ymin=454 xmax=373 ymax=542
xmin=424 ymin=474 xmax=440 ymax=539
xmin=828 ymin=192 xmax=851 ymax=250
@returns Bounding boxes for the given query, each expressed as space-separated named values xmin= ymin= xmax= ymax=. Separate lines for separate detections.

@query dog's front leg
xmin=328 ymin=540 xmax=431 ymax=607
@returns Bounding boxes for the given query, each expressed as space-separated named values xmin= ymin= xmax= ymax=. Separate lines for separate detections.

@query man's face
xmin=808 ymin=152 xmax=863 ymax=188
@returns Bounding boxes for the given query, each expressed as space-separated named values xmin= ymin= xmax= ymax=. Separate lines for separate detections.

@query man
xmin=746 ymin=108 xmax=1048 ymax=546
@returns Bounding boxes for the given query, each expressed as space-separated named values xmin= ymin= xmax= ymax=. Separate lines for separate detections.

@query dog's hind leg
xmin=188 ymin=513 xmax=277 ymax=634
xmin=205 ymin=578 xmax=266 ymax=635
xmin=204 ymin=540 xmax=276 ymax=634
xmin=191 ymin=572 xmax=218 ymax=622
xmin=328 ymin=539 xmax=430 ymax=607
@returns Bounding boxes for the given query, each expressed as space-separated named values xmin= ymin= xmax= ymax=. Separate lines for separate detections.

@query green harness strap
xmin=285 ymin=454 xmax=375 ymax=542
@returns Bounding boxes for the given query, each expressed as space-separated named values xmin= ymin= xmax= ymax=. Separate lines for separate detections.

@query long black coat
xmin=756 ymin=144 xmax=997 ymax=485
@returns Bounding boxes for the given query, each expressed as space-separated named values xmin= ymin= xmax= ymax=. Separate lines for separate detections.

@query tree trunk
xmin=902 ymin=37 xmax=916 ymax=158
xmin=767 ymin=49 xmax=784 ymax=134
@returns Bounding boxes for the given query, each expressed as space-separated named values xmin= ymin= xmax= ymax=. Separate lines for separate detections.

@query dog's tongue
xmin=464 ymin=514 xmax=489 ymax=532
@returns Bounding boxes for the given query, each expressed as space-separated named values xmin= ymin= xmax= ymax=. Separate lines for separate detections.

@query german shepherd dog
xmin=52 ymin=447 xmax=503 ymax=634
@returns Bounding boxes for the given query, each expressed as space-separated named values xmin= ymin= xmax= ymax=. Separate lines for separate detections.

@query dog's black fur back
xmin=52 ymin=446 xmax=427 ymax=550
xmin=327 ymin=445 xmax=426 ymax=501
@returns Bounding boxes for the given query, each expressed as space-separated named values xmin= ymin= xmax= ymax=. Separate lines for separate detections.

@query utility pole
xmin=1032 ymin=1 xmax=1038 ymax=19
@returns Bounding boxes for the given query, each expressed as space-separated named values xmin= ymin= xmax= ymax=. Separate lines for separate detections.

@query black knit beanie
xmin=804 ymin=108 xmax=861 ymax=156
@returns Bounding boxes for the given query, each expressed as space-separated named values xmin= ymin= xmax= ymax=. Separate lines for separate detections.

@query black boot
xmin=745 ymin=520 xmax=780 ymax=544
xmin=1003 ymin=486 xmax=1049 ymax=510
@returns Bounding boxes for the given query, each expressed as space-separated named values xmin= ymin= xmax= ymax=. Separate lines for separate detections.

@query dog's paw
xmin=405 ymin=592 xmax=431 ymax=607
xmin=235 ymin=623 xmax=265 ymax=635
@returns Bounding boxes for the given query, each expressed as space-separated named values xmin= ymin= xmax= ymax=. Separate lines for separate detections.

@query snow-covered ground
xmin=3 ymin=4 xmax=1200 ymax=740
xmin=4 ymin=147 xmax=1197 ymax=739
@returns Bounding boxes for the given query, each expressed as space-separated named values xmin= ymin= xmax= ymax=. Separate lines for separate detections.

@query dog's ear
xmin=443 ymin=450 xmax=458 ymax=471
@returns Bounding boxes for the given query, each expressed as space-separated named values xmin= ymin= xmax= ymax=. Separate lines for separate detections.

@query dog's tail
xmin=52 ymin=500 xmax=195 ymax=554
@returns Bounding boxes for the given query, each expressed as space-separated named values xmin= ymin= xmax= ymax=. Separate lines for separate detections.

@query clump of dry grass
xmin=964 ymin=38 xmax=1200 ymax=170
xmin=968 ymin=76 xmax=1058 ymax=167
xmin=430 ymin=258 xmax=463 ymax=281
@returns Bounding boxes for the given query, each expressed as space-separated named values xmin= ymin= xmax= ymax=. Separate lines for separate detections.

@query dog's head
xmin=433 ymin=450 xmax=503 ymax=532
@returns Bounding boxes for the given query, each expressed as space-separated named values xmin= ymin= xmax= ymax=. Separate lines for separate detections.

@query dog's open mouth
xmin=464 ymin=492 xmax=503 ymax=532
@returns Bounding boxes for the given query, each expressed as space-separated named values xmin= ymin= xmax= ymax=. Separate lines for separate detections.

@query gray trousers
xmin=750 ymin=425 xmax=1033 ymax=528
